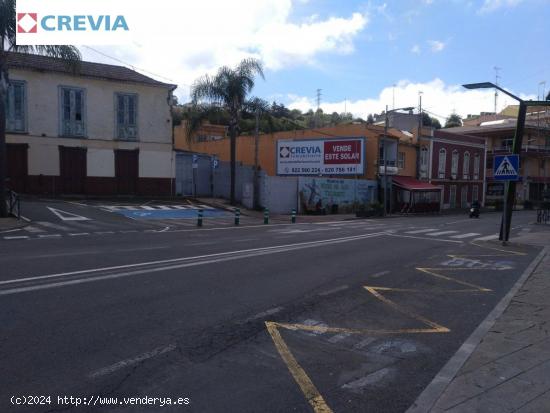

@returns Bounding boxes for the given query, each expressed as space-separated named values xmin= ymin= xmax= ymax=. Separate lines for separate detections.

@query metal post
xmin=197 ymin=209 xmax=203 ymax=227
xmin=235 ymin=208 xmax=240 ymax=226
xmin=264 ymin=208 xmax=269 ymax=225
xmin=254 ymin=108 xmax=260 ymax=209
xmin=384 ymin=105 xmax=389 ymax=216
xmin=500 ymin=182 xmax=509 ymax=245
xmin=500 ymin=102 xmax=527 ymax=242
xmin=291 ymin=209 xmax=296 ymax=224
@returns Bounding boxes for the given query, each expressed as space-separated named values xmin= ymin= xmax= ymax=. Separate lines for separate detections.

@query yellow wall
xmin=174 ymin=123 xmax=418 ymax=180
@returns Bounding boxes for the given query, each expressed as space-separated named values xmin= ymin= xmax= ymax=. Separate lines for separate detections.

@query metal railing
xmin=537 ymin=209 xmax=549 ymax=224
xmin=6 ymin=189 xmax=21 ymax=220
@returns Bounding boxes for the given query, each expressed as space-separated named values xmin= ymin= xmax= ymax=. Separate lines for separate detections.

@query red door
xmin=6 ymin=144 xmax=28 ymax=193
xmin=59 ymin=146 xmax=87 ymax=194
xmin=115 ymin=149 xmax=139 ymax=195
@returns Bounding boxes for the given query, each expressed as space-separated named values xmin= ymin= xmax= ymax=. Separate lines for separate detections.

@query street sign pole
xmin=501 ymin=103 xmax=526 ymax=243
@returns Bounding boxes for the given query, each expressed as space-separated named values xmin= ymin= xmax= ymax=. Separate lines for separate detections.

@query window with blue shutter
xmin=6 ymin=81 xmax=26 ymax=133
xmin=60 ymin=86 xmax=86 ymax=137
xmin=116 ymin=93 xmax=138 ymax=140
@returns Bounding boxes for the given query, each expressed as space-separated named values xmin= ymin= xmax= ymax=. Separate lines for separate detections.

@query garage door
xmin=59 ymin=146 xmax=87 ymax=194
xmin=115 ymin=149 xmax=139 ymax=195
xmin=6 ymin=144 xmax=28 ymax=193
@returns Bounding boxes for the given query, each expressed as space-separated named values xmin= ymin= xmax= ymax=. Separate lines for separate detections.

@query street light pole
xmin=384 ymin=105 xmax=388 ymax=216
xmin=463 ymin=82 xmax=550 ymax=243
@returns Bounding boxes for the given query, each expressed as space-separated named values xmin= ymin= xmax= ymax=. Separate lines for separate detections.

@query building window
xmin=501 ymin=137 xmax=513 ymax=150
xmin=451 ymin=150 xmax=459 ymax=179
xmin=116 ymin=93 xmax=138 ymax=140
xmin=473 ymin=153 xmax=480 ymax=180
xmin=5 ymin=80 xmax=26 ymax=132
xmin=449 ymin=185 xmax=457 ymax=208
xmin=398 ymin=152 xmax=405 ymax=169
xmin=60 ymin=87 xmax=86 ymax=137
xmin=463 ymin=151 xmax=470 ymax=180
xmin=420 ymin=146 xmax=428 ymax=177
xmin=473 ymin=185 xmax=479 ymax=202
xmin=461 ymin=186 xmax=469 ymax=208
xmin=438 ymin=148 xmax=446 ymax=178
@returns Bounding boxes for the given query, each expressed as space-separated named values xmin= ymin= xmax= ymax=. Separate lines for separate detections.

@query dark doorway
xmin=115 ymin=149 xmax=139 ymax=195
xmin=59 ymin=146 xmax=87 ymax=194
xmin=6 ymin=144 xmax=28 ymax=193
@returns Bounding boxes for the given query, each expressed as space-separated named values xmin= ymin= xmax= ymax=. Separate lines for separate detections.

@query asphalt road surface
xmin=0 ymin=201 xmax=541 ymax=413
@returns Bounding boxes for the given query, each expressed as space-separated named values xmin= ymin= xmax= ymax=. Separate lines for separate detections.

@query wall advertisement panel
xmin=298 ymin=177 xmax=377 ymax=213
xmin=277 ymin=138 xmax=365 ymax=176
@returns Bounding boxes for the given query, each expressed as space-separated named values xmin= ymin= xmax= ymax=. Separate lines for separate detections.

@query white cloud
xmin=428 ymin=40 xmax=446 ymax=52
xmin=411 ymin=44 xmax=421 ymax=54
xmin=478 ymin=0 xmax=524 ymax=14
xmin=285 ymin=78 xmax=536 ymax=123
xmin=80 ymin=0 xmax=368 ymax=100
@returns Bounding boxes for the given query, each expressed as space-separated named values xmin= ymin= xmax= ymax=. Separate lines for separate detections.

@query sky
xmin=81 ymin=0 xmax=550 ymax=122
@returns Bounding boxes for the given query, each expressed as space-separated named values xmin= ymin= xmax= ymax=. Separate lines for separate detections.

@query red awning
xmin=392 ymin=176 xmax=442 ymax=191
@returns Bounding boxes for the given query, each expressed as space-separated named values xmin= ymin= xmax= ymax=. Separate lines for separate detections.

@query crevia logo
xmin=17 ymin=13 xmax=38 ymax=33
xmin=16 ymin=0 xmax=133 ymax=46
xmin=17 ymin=13 xmax=129 ymax=33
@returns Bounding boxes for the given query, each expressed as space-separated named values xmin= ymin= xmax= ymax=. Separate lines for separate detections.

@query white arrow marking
xmin=47 ymin=207 xmax=91 ymax=221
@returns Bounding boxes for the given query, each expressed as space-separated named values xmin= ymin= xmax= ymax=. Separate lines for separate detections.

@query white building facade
xmin=5 ymin=52 xmax=176 ymax=196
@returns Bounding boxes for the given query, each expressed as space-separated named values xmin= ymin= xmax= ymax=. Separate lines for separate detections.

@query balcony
xmin=378 ymin=160 xmax=398 ymax=175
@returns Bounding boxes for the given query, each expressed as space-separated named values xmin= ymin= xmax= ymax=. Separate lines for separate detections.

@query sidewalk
xmin=0 ymin=217 xmax=27 ymax=232
xmin=415 ymin=226 xmax=550 ymax=413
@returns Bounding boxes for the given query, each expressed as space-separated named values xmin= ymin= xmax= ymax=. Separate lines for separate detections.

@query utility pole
xmin=315 ymin=88 xmax=322 ymax=128
xmin=384 ymin=105 xmax=389 ymax=217
xmin=417 ymin=91 xmax=423 ymax=180
xmin=494 ymin=66 xmax=501 ymax=117
xmin=253 ymin=108 xmax=260 ymax=209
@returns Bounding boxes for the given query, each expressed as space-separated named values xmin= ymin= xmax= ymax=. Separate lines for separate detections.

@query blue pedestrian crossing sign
xmin=494 ymin=155 xmax=519 ymax=181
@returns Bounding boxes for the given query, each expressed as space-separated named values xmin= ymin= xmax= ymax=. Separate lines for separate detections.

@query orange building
xmin=174 ymin=123 xmax=418 ymax=181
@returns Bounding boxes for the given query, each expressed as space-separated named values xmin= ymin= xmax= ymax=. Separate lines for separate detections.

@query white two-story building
xmin=5 ymin=52 xmax=176 ymax=196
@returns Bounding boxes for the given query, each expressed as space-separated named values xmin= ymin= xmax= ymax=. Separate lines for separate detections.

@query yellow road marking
xmin=265 ymin=241 xmax=524 ymax=412
xmin=265 ymin=322 xmax=334 ymax=413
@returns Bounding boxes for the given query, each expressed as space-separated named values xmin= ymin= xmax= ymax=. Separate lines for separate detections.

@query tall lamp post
xmin=382 ymin=105 xmax=414 ymax=216
xmin=462 ymin=82 xmax=550 ymax=242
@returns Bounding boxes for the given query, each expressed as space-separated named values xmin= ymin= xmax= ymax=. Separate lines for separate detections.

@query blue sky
xmin=83 ymin=0 xmax=550 ymax=120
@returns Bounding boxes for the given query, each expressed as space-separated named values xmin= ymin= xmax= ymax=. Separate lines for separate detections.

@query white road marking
xmin=328 ymin=333 xmax=351 ymax=343
xmin=473 ymin=234 xmax=499 ymax=241
xmin=36 ymin=221 xmax=73 ymax=232
xmin=449 ymin=233 xmax=481 ymax=239
xmin=386 ymin=233 xmax=462 ymax=243
xmin=405 ymin=228 xmax=437 ymax=234
xmin=46 ymin=207 xmax=90 ymax=221
xmin=245 ymin=307 xmax=284 ymax=322
xmin=353 ymin=337 xmax=376 ymax=349
xmin=426 ymin=231 xmax=459 ymax=236
xmin=3 ymin=236 xmax=29 ymax=240
xmin=94 ymin=231 xmax=115 ymax=235
xmin=318 ymin=285 xmax=349 ymax=296
xmin=38 ymin=234 xmax=61 ymax=238
xmin=342 ymin=367 xmax=392 ymax=390
xmin=370 ymin=270 xmax=390 ymax=278
xmin=23 ymin=226 xmax=45 ymax=233
xmin=89 ymin=344 xmax=176 ymax=378
xmin=68 ymin=233 xmax=89 ymax=236
xmin=0 ymin=232 xmax=385 ymax=295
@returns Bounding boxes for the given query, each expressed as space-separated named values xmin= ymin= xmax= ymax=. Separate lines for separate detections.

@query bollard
xmin=197 ymin=209 xmax=203 ymax=227
xmin=264 ymin=208 xmax=269 ymax=225
xmin=291 ymin=209 xmax=296 ymax=224
xmin=235 ymin=208 xmax=240 ymax=226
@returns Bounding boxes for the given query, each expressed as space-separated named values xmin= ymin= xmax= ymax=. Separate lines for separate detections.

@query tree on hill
xmin=444 ymin=113 xmax=463 ymax=128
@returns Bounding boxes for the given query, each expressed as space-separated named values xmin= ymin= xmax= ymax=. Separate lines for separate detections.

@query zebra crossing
xmin=401 ymin=227 xmax=494 ymax=241
xmin=1 ymin=215 xmax=292 ymax=241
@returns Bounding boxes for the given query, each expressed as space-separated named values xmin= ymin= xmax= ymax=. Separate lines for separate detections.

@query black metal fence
xmin=537 ymin=209 xmax=549 ymax=224
xmin=6 ymin=190 xmax=20 ymax=219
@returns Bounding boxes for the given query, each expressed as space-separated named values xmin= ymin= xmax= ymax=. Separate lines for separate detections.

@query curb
xmin=406 ymin=245 xmax=549 ymax=413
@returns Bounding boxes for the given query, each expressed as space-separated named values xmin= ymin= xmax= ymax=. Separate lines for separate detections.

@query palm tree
xmin=191 ymin=58 xmax=264 ymax=205
xmin=0 ymin=0 xmax=81 ymax=217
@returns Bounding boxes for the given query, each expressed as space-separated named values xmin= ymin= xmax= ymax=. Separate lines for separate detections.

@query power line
xmin=82 ymin=46 xmax=187 ymax=86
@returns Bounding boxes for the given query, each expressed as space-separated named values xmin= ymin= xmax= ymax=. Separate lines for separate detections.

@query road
xmin=0 ymin=200 xmax=541 ymax=412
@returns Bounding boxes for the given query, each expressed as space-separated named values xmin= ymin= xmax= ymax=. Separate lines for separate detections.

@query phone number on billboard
xmin=289 ymin=166 xmax=360 ymax=174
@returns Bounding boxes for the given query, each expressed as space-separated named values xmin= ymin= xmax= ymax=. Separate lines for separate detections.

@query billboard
xmin=298 ymin=177 xmax=377 ymax=213
xmin=277 ymin=138 xmax=365 ymax=176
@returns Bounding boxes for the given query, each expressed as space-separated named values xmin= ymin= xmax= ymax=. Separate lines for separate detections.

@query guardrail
xmin=6 ymin=190 xmax=21 ymax=220
xmin=537 ymin=209 xmax=549 ymax=224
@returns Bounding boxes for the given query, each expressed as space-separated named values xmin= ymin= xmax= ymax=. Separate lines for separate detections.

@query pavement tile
xmin=515 ymin=390 xmax=550 ymax=413
xmin=434 ymin=362 xmax=524 ymax=410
